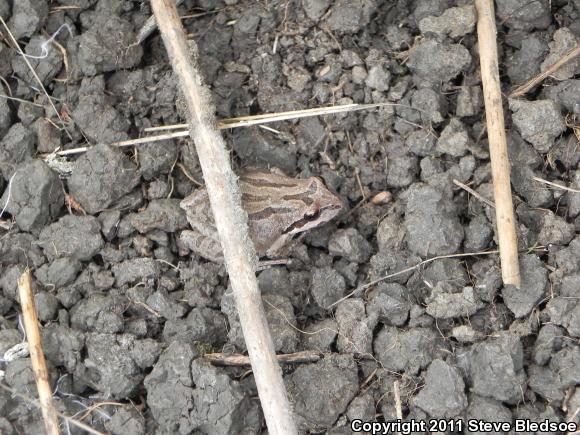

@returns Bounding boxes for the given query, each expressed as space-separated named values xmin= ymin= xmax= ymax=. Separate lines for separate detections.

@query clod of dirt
xmin=0 ymin=159 xmax=63 ymax=232
xmin=0 ymin=0 xmax=10 ymax=21
xmin=436 ymin=118 xmax=472 ymax=157
xmin=72 ymin=77 xmax=131 ymax=144
xmin=328 ymin=228 xmax=372 ymax=263
xmin=540 ymin=28 xmax=579 ymax=80
xmin=222 ymin=292 xmax=297 ymax=352
xmin=12 ymin=35 xmax=63 ymax=88
xmin=42 ymin=324 xmax=84 ymax=372
xmin=162 ymin=307 xmax=227 ymax=345
xmin=456 ymin=86 xmax=483 ymax=118
xmin=403 ymin=184 xmax=464 ymax=257
xmin=537 ymin=211 xmax=576 ymax=246
xmin=144 ymin=342 xmax=197 ymax=433
xmin=365 ymin=64 xmax=390 ymax=92
xmin=302 ymin=0 xmax=331 ymax=21
xmin=464 ymin=332 xmax=526 ymax=403
xmin=509 ymin=99 xmax=566 ymax=153
xmin=286 ymin=354 xmax=358 ymax=428
xmin=495 ymin=0 xmax=551 ymax=30
xmin=533 ymin=324 xmax=565 ymax=366
xmin=502 ymin=254 xmax=547 ymax=318
xmin=528 ymin=364 xmax=567 ymax=402
xmin=367 ymin=281 xmax=412 ymax=327
xmin=335 ymin=298 xmax=377 ymax=354
xmin=464 ymin=215 xmax=493 ymax=251
xmin=6 ymin=0 xmax=47 ymax=39
xmin=111 ymin=257 xmax=160 ymax=287
xmin=190 ymin=359 xmax=263 ymax=434
xmin=346 ymin=393 xmax=375 ymax=423
xmin=324 ymin=0 xmax=376 ymax=34
xmin=231 ymin=128 xmax=298 ymax=174
xmin=104 ymin=407 xmax=145 ymax=435
xmin=426 ymin=284 xmax=484 ymax=319
xmin=74 ymin=14 xmax=142 ymax=77
xmin=34 ymin=292 xmax=59 ymax=321
xmin=301 ymin=318 xmax=338 ymax=351
xmin=70 ymin=293 xmax=125 ymax=333
xmin=138 ymin=141 xmax=179 ymax=180
xmin=310 ymin=266 xmax=346 ymax=308
xmin=0 ymin=123 xmax=35 ymax=180
xmin=129 ymin=199 xmax=188 ymax=233
xmin=545 ymin=274 xmax=580 ymax=337
xmin=0 ymin=234 xmax=44 ymax=268
xmin=418 ymin=5 xmax=475 ymax=40
xmin=374 ymin=326 xmax=447 ymax=375
xmin=146 ymin=290 xmax=188 ymax=320
xmin=407 ymin=39 xmax=471 ymax=84
xmin=464 ymin=395 xmax=512 ymax=432
xmin=0 ymin=98 xmax=12 ymax=138
xmin=38 ymin=215 xmax=104 ymax=261
xmin=67 ymin=143 xmax=140 ymax=214
xmin=0 ymin=329 xmax=21 ymax=356
xmin=83 ymin=333 xmax=145 ymax=398
xmin=506 ymin=36 xmax=548 ymax=84
xmin=413 ymin=359 xmax=468 ymax=418
xmin=544 ymin=79 xmax=580 ymax=115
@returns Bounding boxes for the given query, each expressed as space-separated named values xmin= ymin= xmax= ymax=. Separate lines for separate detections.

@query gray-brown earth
xmin=0 ymin=0 xmax=579 ymax=433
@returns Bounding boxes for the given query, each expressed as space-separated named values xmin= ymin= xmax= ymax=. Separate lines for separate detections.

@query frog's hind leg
xmin=178 ymin=229 xmax=224 ymax=263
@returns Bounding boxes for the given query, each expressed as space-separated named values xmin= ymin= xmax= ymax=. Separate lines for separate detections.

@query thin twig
xmin=0 ymin=383 xmax=105 ymax=435
xmin=204 ymin=350 xmax=321 ymax=366
xmin=327 ymin=249 xmax=500 ymax=309
xmin=509 ymin=46 xmax=580 ymax=98
xmin=143 ymin=102 xmax=406 ymax=133
xmin=43 ymin=103 xmax=397 ymax=157
xmin=532 ymin=176 xmax=580 ymax=194
xmin=476 ymin=0 xmax=521 ymax=287
xmin=394 ymin=380 xmax=403 ymax=434
xmin=150 ymin=1 xmax=298 ymax=434
xmin=0 ymin=17 xmax=72 ymax=140
xmin=453 ymin=179 xmax=496 ymax=208
xmin=17 ymin=270 xmax=61 ymax=435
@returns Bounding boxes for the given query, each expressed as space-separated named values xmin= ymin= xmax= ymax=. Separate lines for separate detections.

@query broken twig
xmin=509 ymin=46 xmax=580 ymax=98
xmin=150 ymin=1 xmax=297 ymax=434
xmin=17 ymin=270 xmax=61 ymax=435
xmin=475 ymin=0 xmax=521 ymax=287
xmin=204 ymin=350 xmax=321 ymax=367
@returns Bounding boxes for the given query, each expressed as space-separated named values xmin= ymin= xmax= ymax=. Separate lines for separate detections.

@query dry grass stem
xmin=17 ymin=269 xmax=61 ymax=435
xmin=453 ymin=179 xmax=496 ymax=208
xmin=44 ymin=103 xmax=396 ymax=157
xmin=204 ymin=350 xmax=321 ymax=366
xmin=475 ymin=0 xmax=521 ymax=287
xmin=532 ymin=176 xmax=580 ymax=194
xmin=144 ymin=102 xmax=399 ymax=132
xmin=0 ymin=17 xmax=71 ymax=140
xmin=328 ymin=249 xmax=501 ymax=309
xmin=509 ymin=46 xmax=580 ymax=98
xmin=0 ymin=384 xmax=105 ymax=435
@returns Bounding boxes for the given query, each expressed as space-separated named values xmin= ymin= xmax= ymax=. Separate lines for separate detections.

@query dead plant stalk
xmin=17 ymin=269 xmax=61 ymax=435
xmin=149 ymin=1 xmax=298 ymax=434
xmin=475 ymin=0 xmax=521 ymax=287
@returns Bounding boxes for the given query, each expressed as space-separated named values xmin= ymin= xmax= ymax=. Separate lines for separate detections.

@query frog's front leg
xmin=179 ymin=229 xmax=224 ymax=263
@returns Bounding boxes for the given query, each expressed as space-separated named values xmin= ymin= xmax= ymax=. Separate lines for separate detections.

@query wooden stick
xmin=17 ymin=270 xmax=61 ymax=435
xmin=475 ymin=0 xmax=521 ymax=288
xmin=204 ymin=350 xmax=321 ymax=367
xmin=509 ymin=46 xmax=580 ymax=98
xmin=149 ymin=2 xmax=298 ymax=434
